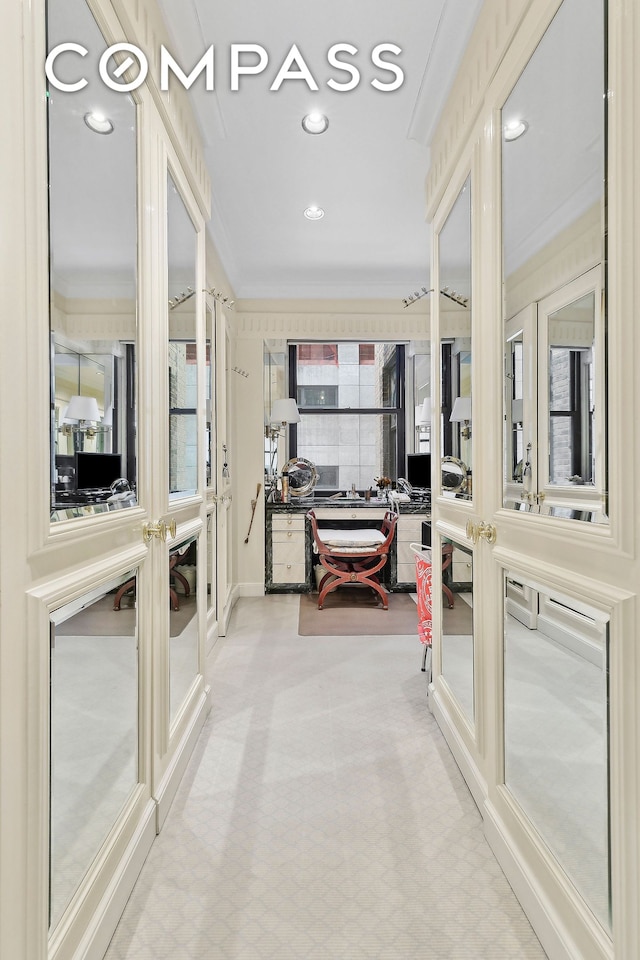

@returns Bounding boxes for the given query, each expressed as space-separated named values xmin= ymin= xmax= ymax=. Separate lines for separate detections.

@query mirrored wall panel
xmin=504 ymin=574 xmax=610 ymax=929
xmin=502 ymin=0 xmax=606 ymax=523
xmin=205 ymin=303 xmax=215 ymax=487
xmin=169 ymin=536 xmax=200 ymax=724
xmin=48 ymin=0 xmax=138 ymax=523
xmin=439 ymin=178 xmax=472 ymax=499
xmin=440 ymin=537 xmax=474 ymax=725
xmin=50 ymin=571 xmax=139 ymax=928
xmin=168 ymin=174 xmax=198 ymax=498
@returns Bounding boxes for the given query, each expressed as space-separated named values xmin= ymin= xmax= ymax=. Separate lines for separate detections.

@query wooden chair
xmin=306 ymin=509 xmax=398 ymax=610
xmin=113 ymin=546 xmax=192 ymax=611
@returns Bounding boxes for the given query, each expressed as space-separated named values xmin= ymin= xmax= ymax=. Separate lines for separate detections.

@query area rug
xmin=442 ymin=597 xmax=473 ymax=636
xmin=298 ymin=588 xmax=419 ymax=637
xmin=59 ymin=594 xmax=197 ymax=638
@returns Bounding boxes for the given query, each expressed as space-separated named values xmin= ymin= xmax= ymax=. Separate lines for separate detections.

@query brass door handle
xmin=466 ymin=519 xmax=497 ymax=545
xmin=143 ymin=518 xmax=177 ymax=542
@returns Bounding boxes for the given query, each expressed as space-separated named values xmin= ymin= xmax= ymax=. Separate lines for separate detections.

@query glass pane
xmin=48 ymin=0 xmax=137 ymax=522
xmin=439 ymin=178 xmax=472 ymax=498
xmin=168 ymin=174 xmax=198 ymax=498
xmin=504 ymin=577 xmax=610 ymax=929
xmin=440 ymin=538 xmax=474 ymax=725
xmin=50 ymin=571 xmax=139 ymax=928
xmin=296 ymin=413 xmax=397 ymax=492
xmin=548 ymin=292 xmax=596 ymax=485
xmin=296 ymin=342 xmax=398 ymax=409
xmin=170 ymin=537 xmax=199 ymax=723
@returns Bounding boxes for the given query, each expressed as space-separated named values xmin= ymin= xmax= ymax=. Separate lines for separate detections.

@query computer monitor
xmin=75 ymin=452 xmax=123 ymax=490
xmin=406 ymin=453 xmax=431 ymax=489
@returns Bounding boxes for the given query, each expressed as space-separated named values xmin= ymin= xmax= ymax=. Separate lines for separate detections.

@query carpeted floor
xmin=298 ymin=587 xmax=419 ymax=636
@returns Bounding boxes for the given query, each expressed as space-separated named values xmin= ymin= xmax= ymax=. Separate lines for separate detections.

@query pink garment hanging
xmin=414 ymin=552 xmax=433 ymax=646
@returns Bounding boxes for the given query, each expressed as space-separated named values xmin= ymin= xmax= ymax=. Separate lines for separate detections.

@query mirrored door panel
xmin=50 ymin=571 xmax=139 ymax=928
xmin=440 ymin=537 xmax=474 ymax=726
xmin=503 ymin=573 xmax=610 ymax=930
xmin=438 ymin=177 xmax=472 ymax=499
xmin=501 ymin=0 xmax=606 ymax=524
xmin=169 ymin=536 xmax=200 ymax=724
xmin=168 ymin=173 xmax=198 ymax=500
xmin=47 ymin=0 xmax=138 ymax=523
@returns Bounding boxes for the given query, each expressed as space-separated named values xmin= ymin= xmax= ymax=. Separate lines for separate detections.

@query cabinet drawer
xmin=452 ymin=560 xmax=473 ymax=583
xmin=272 ymin=514 xmax=306 ymax=532
xmin=272 ymin=540 xmax=306 ymax=566
xmin=272 ymin=562 xmax=306 ymax=584
xmin=313 ymin=507 xmax=387 ymax=521
xmin=397 ymin=541 xmax=423 ymax=567
xmin=397 ymin=516 xmax=426 ymax=541
xmin=396 ymin=561 xmax=418 ymax=585
xmin=272 ymin=529 xmax=305 ymax=544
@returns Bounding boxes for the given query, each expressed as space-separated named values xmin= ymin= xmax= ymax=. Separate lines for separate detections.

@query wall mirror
xmin=48 ymin=0 xmax=138 ymax=523
xmin=205 ymin=303 xmax=215 ymax=488
xmin=438 ymin=177 xmax=472 ymax=498
xmin=168 ymin=173 xmax=198 ymax=499
xmin=503 ymin=572 xmax=610 ymax=929
xmin=502 ymin=0 xmax=607 ymax=523
xmin=440 ymin=536 xmax=474 ymax=726
xmin=49 ymin=570 xmax=139 ymax=928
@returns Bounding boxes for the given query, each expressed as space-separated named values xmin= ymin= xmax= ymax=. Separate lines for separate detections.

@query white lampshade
xmin=270 ymin=398 xmax=301 ymax=424
xmin=450 ymin=396 xmax=472 ymax=422
xmin=66 ymin=395 xmax=100 ymax=422
xmin=511 ymin=398 xmax=523 ymax=424
xmin=60 ymin=404 xmax=77 ymax=425
xmin=418 ymin=398 xmax=432 ymax=423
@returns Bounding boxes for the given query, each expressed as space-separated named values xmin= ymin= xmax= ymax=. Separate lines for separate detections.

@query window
xmin=289 ymin=342 xmax=405 ymax=492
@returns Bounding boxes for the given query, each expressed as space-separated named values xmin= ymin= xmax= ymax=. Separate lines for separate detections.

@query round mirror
xmin=442 ymin=457 xmax=468 ymax=494
xmin=283 ymin=457 xmax=318 ymax=497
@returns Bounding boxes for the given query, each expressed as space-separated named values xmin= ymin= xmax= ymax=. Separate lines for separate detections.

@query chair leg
xmin=442 ymin=584 xmax=455 ymax=609
xmin=421 ymin=644 xmax=432 ymax=673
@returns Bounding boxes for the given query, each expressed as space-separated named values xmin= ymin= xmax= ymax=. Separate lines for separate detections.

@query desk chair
xmin=412 ymin=542 xmax=455 ymax=673
xmin=306 ymin=509 xmax=398 ymax=610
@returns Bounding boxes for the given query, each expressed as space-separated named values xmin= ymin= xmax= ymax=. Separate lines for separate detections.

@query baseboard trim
xmin=71 ymin=800 xmax=156 ymax=960
xmin=431 ymin=687 xmax=487 ymax=812
xmin=237 ymin=582 xmax=265 ymax=597
xmin=154 ymin=689 xmax=210 ymax=831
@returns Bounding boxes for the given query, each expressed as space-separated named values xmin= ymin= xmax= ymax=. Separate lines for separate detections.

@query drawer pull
xmin=287 ymin=564 xmax=292 ymax=569
xmin=287 ymin=531 xmax=292 ymax=537
xmin=287 ymin=518 xmax=292 ymax=525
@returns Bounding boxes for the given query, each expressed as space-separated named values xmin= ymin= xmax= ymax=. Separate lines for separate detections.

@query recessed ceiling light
xmin=302 ymin=112 xmax=329 ymax=135
xmin=304 ymin=205 xmax=325 ymax=220
xmin=84 ymin=111 xmax=114 ymax=135
xmin=503 ymin=119 xmax=528 ymax=142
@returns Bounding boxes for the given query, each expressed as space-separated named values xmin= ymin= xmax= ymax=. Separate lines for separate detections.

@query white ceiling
xmin=155 ymin=0 xmax=484 ymax=299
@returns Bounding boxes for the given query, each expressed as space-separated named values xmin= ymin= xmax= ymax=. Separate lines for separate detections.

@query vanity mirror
xmin=501 ymin=0 xmax=606 ymax=523
xmin=283 ymin=457 xmax=319 ymax=498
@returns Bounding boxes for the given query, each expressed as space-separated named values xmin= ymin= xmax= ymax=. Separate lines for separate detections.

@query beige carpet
xmin=298 ymin=588 xmax=419 ymax=636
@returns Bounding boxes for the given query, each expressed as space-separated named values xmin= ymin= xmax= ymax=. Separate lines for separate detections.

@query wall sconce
xmin=450 ymin=396 xmax=472 ymax=440
xmin=59 ymin=395 xmax=107 ymax=437
xmin=266 ymin=398 xmax=301 ymax=442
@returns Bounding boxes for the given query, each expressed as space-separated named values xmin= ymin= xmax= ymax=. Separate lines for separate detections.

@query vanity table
xmin=264 ymin=498 xmax=431 ymax=594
